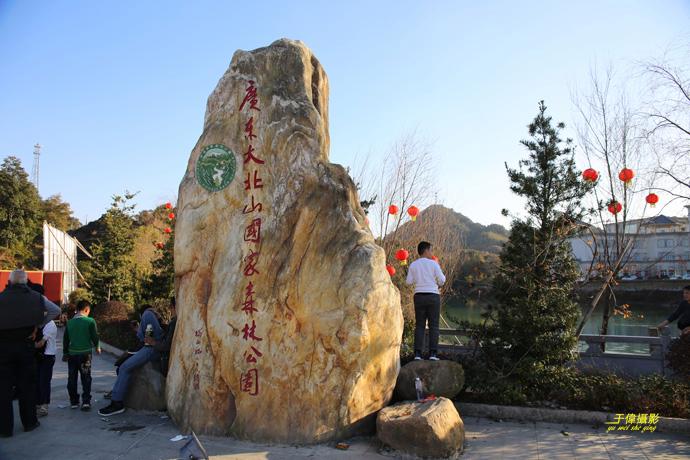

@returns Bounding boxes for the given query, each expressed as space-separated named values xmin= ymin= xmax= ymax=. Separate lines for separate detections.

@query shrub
xmin=666 ymin=334 xmax=690 ymax=380
xmin=457 ymin=355 xmax=690 ymax=418
xmin=92 ymin=300 xmax=131 ymax=324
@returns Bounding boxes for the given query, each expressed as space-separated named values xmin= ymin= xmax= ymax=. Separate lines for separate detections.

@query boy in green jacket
xmin=63 ymin=300 xmax=100 ymax=411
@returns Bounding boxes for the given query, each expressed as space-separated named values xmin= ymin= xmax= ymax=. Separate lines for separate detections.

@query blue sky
xmin=1 ymin=1 xmax=688 ymax=226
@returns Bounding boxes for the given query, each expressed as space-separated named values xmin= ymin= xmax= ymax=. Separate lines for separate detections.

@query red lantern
xmin=582 ymin=168 xmax=598 ymax=182
xmin=607 ymin=201 xmax=622 ymax=215
xmin=407 ymin=205 xmax=419 ymax=222
xmin=645 ymin=193 xmax=659 ymax=207
xmin=168 ymin=212 xmax=175 ymax=220
xmin=618 ymin=168 xmax=634 ymax=185
xmin=388 ymin=205 xmax=398 ymax=215
xmin=165 ymin=202 xmax=173 ymax=210
xmin=386 ymin=265 xmax=396 ymax=276
xmin=431 ymin=255 xmax=439 ymax=263
xmin=395 ymin=249 xmax=409 ymax=266
xmin=164 ymin=227 xmax=172 ymax=234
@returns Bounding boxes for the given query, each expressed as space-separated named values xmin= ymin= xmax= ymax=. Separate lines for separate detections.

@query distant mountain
xmin=390 ymin=204 xmax=508 ymax=253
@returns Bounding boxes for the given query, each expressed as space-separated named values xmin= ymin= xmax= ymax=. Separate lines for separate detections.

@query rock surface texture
xmin=395 ymin=360 xmax=465 ymax=401
xmin=124 ymin=361 xmax=167 ymax=411
xmin=377 ymin=397 xmax=465 ymax=458
xmin=167 ymin=39 xmax=403 ymax=443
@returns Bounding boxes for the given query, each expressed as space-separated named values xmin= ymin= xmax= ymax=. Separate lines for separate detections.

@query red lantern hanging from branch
xmin=582 ymin=168 xmax=598 ymax=182
xmin=165 ymin=202 xmax=173 ymax=210
xmin=386 ymin=265 xmax=396 ymax=276
xmin=164 ymin=227 xmax=172 ymax=234
xmin=168 ymin=212 xmax=175 ymax=220
xmin=645 ymin=193 xmax=659 ymax=207
xmin=407 ymin=206 xmax=419 ymax=222
xmin=388 ymin=205 xmax=399 ymax=216
xmin=395 ymin=249 xmax=409 ymax=266
xmin=607 ymin=201 xmax=622 ymax=215
xmin=618 ymin=168 xmax=634 ymax=185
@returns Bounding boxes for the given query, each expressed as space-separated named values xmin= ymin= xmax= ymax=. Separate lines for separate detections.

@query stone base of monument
xmin=377 ymin=398 xmax=465 ymax=459
xmin=124 ymin=361 xmax=167 ymax=411
xmin=394 ymin=360 xmax=465 ymax=401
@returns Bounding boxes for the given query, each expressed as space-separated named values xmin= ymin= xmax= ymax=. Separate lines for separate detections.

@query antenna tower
xmin=32 ymin=143 xmax=41 ymax=190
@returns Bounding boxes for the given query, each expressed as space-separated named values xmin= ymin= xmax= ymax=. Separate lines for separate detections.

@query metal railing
xmin=430 ymin=327 xmax=674 ymax=377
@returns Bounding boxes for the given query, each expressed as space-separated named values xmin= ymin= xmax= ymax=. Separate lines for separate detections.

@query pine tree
xmin=482 ymin=101 xmax=592 ymax=383
xmin=86 ymin=194 xmax=138 ymax=304
xmin=0 ymin=156 xmax=42 ymax=266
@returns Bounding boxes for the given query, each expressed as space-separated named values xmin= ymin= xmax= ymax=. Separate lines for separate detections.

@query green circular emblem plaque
xmin=195 ymin=144 xmax=237 ymax=192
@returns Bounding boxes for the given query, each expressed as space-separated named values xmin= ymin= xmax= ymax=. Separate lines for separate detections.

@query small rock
xmin=395 ymin=360 xmax=465 ymax=401
xmin=377 ymin=397 xmax=465 ymax=458
xmin=124 ymin=361 xmax=166 ymax=411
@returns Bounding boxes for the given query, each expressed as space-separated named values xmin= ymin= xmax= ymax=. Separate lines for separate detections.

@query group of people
xmin=0 ymin=269 xmax=177 ymax=437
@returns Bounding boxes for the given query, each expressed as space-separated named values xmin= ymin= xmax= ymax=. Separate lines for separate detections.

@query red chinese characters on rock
xmin=192 ymin=328 xmax=204 ymax=390
xmin=239 ymin=80 xmax=261 ymax=112
xmin=243 ymin=250 xmax=261 ymax=276
xmin=238 ymin=80 xmax=266 ymax=396
xmin=242 ymin=319 xmax=263 ymax=342
xmin=242 ymin=282 xmax=258 ymax=316
xmin=244 ymin=218 xmax=262 ymax=244
xmin=243 ymin=346 xmax=263 ymax=364
xmin=243 ymin=144 xmax=265 ymax=165
xmin=242 ymin=196 xmax=263 ymax=214
xmin=240 ymin=369 xmax=259 ymax=396
xmin=244 ymin=170 xmax=263 ymax=191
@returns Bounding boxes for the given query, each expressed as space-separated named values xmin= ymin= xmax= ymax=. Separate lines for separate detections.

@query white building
xmin=570 ymin=205 xmax=690 ymax=280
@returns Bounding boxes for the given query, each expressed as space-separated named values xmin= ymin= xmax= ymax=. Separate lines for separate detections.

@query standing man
xmin=406 ymin=241 xmax=446 ymax=361
xmin=63 ymin=300 xmax=101 ymax=411
xmin=0 ymin=270 xmax=60 ymax=437
xmin=657 ymin=285 xmax=690 ymax=336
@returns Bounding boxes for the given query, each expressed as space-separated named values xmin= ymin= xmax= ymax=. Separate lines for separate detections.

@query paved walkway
xmin=1 ymin=331 xmax=688 ymax=459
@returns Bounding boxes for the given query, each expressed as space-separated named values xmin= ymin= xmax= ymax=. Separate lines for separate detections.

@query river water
xmin=443 ymin=297 xmax=681 ymax=354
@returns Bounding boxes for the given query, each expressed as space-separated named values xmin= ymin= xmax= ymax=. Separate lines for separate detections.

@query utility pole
xmin=31 ymin=143 xmax=41 ymax=191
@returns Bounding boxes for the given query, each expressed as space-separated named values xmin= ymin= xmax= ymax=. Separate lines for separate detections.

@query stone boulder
xmin=125 ymin=361 xmax=166 ymax=411
xmin=395 ymin=360 xmax=465 ymax=401
xmin=377 ymin=397 xmax=465 ymax=458
xmin=167 ymin=38 xmax=403 ymax=443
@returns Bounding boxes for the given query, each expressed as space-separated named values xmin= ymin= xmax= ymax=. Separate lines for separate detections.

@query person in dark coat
xmin=0 ymin=270 xmax=60 ymax=437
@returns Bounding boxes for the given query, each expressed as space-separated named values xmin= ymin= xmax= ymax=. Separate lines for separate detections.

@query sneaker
xmin=429 ymin=354 xmax=440 ymax=361
xmin=37 ymin=405 xmax=48 ymax=417
xmin=98 ymin=401 xmax=125 ymax=416
xmin=81 ymin=403 xmax=91 ymax=411
xmin=414 ymin=354 xmax=423 ymax=361
xmin=70 ymin=403 xmax=79 ymax=409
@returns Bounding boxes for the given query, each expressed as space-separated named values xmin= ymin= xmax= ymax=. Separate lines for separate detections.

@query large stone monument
xmin=167 ymin=39 xmax=403 ymax=443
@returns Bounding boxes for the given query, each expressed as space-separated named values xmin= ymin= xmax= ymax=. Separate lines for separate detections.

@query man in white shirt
xmin=406 ymin=241 xmax=446 ymax=361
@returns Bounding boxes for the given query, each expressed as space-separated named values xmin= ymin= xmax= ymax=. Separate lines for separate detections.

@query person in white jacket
xmin=406 ymin=241 xmax=446 ymax=361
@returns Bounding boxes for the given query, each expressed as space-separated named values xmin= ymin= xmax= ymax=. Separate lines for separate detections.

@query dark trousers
xmin=36 ymin=355 xmax=55 ymax=405
xmin=67 ymin=354 xmax=92 ymax=405
xmin=413 ymin=293 xmax=441 ymax=355
xmin=0 ymin=341 xmax=38 ymax=435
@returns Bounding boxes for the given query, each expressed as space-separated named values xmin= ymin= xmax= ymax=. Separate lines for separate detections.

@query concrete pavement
xmin=1 ymin=330 xmax=688 ymax=459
